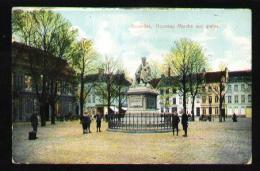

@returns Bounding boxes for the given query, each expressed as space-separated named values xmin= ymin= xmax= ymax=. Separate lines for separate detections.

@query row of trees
xmin=13 ymin=9 xmax=130 ymax=126
xmin=164 ymin=38 xmax=227 ymax=122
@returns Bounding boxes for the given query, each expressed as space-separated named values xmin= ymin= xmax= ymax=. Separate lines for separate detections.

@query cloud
xmin=222 ymin=25 xmax=251 ymax=71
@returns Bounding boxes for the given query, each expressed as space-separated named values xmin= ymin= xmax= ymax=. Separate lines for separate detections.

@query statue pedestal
xmin=126 ymin=86 xmax=159 ymax=114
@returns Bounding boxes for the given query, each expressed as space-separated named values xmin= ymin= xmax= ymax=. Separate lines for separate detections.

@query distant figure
xmin=172 ymin=112 xmax=180 ymax=136
xmin=96 ymin=113 xmax=102 ymax=132
xmin=86 ymin=114 xmax=92 ymax=133
xmin=82 ymin=112 xmax=88 ymax=134
xmin=232 ymin=113 xmax=237 ymax=122
xmin=30 ymin=112 xmax=38 ymax=132
xmin=181 ymin=112 xmax=189 ymax=137
xmin=135 ymin=57 xmax=152 ymax=85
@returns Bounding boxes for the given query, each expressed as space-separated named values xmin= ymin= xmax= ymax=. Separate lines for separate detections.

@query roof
xmin=12 ymin=41 xmax=76 ymax=80
xmin=84 ymin=73 xmax=132 ymax=85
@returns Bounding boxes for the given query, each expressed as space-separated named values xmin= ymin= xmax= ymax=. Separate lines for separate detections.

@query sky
xmin=14 ymin=8 xmax=252 ymax=78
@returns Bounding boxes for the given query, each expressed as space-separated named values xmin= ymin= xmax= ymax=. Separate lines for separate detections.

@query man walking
xmin=181 ymin=112 xmax=189 ymax=137
xmin=172 ymin=112 xmax=180 ymax=136
xmin=96 ymin=113 xmax=102 ymax=132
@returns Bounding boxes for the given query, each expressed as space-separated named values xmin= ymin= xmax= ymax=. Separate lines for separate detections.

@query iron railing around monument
xmin=107 ymin=113 xmax=174 ymax=132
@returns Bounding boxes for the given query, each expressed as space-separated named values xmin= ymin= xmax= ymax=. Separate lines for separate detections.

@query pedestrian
xmin=86 ymin=114 xmax=92 ymax=133
xmin=96 ymin=113 xmax=102 ymax=132
xmin=82 ymin=112 xmax=88 ymax=134
xmin=181 ymin=112 xmax=189 ymax=137
xmin=172 ymin=112 xmax=180 ymax=136
xmin=232 ymin=113 xmax=237 ymax=122
xmin=30 ymin=112 xmax=38 ymax=132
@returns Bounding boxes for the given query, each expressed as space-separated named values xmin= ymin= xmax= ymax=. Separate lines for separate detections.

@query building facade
xmin=225 ymin=70 xmax=252 ymax=117
xmin=12 ymin=42 xmax=77 ymax=122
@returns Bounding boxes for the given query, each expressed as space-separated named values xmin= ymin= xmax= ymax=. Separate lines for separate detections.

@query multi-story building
xmin=84 ymin=73 xmax=131 ymax=116
xmin=225 ymin=70 xmax=252 ymax=117
xmin=12 ymin=42 xmax=77 ymax=121
xmin=156 ymin=69 xmax=252 ymax=118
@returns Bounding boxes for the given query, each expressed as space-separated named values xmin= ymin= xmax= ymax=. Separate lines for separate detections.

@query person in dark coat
xmin=172 ymin=112 xmax=180 ymax=136
xmin=232 ymin=113 xmax=237 ymax=122
xmin=82 ymin=112 xmax=88 ymax=134
xmin=86 ymin=114 xmax=92 ymax=133
xmin=181 ymin=112 xmax=189 ymax=137
xmin=96 ymin=113 xmax=102 ymax=132
xmin=30 ymin=112 xmax=38 ymax=132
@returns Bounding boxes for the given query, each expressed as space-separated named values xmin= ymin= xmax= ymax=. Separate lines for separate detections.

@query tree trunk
xmin=79 ymin=73 xmax=84 ymax=121
xmin=50 ymin=103 xmax=56 ymax=124
xmin=40 ymin=102 xmax=46 ymax=126
xmin=191 ymin=96 xmax=195 ymax=121
xmin=219 ymin=96 xmax=222 ymax=122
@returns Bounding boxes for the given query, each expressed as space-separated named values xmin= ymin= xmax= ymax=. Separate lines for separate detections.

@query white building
xmin=225 ymin=70 xmax=252 ymax=117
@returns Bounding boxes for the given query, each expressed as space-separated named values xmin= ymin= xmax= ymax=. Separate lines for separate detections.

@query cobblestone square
xmin=12 ymin=118 xmax=251 ymax=164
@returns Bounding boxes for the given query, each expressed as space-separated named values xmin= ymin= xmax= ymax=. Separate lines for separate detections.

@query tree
xmin=114 ymin=71 xmax=131 ymax=114
xmin=46 ymin=20 xmax=78 ymax=124
xmin=211 ymin=66 xmax=229 ymax=122
xmin=166 ymin=38 xmax=196 ymax=115
xmin=95 ymin=56 xmax=120 ymax=115
xmin=12 ymin=9 xmax=77 ymax=126
xmin=69 ymin=38 xmax=98 ymax=121
xmin=187 ymin=42 xmax=208 ymax=121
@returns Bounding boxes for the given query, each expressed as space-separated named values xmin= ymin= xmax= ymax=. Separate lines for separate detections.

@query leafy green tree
xmin=186 ymin=42 xmax=208 ymax=121
xmin=12 ymin=9 xmax=77 ymax=126
xmin=69 ymin=38 xmax=98 ymax=120
xmin=166 ymin=38 xmax=206 ymax=115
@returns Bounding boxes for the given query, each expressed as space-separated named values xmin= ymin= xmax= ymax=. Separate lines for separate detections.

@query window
xmin=215 ymin=107 xmax=218 ymax=115
xmin=87 ymin=95 xmax=91 ymax=103
xmin=215 ymin=96 xmax=219 ymax=103
xmin=209 ymin=96 xmax=212 ymax=103
xmin=161 ymin=107 xmax=164 ymax=113
xmin=179 ymin=98 xmax=183 ymax=104
xmin=166 ymin=88 xmax=169 ymax=94
xmin=241 ymin=84 xmax=245 ymax=91
xmin=248 ymin=95 xmax=251 ymax=103
xmin=208 ymin=86 xmax=212 ymax=92
xmin=202 ymin=108 xmax=206 ymax=115
xmin=172 ymin=107 xmax=177 ymax=113
xmin=248 ymin=83 xmax=252 ymax=90
xmin=202 ymin=96 xmax=206 ymax=103
xmin=202 ymin=86 xmax=206 ymax=92
xmin=228 ymin=85 xmax=232 ymax=91
xmin=172 ymin=97 xmax=176 ymax=105
xmin=172 ymin=88 xmax=176 ymax=94
xmin=234 ymin=85 xmax=238 ymax=92
xmin=241 ymin=95 xmax=245 ymax=103
xmin=166 ymin=97 xmax=169 ymax=104
xmin=196 ymin=96 xmax=200 ymax=103
xmin=228 ymin=96 xmax=232 ymax=103
xmin=160 ymin=89 xmax=164 ymax=95
xmin=234 ymin=95 xmax=238 ymax=103
xmin=165 ymin=107 xmax=169 ymax=113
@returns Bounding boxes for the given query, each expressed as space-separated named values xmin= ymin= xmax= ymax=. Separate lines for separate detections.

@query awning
xmin=110 ymin=106 xmax=119 ymax=112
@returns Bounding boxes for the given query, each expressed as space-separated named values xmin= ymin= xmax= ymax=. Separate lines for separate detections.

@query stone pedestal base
xmin=126 ymin=86 xmax=159 ymax=114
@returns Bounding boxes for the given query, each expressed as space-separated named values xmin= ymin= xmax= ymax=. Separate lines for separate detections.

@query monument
xmin=126 ymin=57 xmax=159 ymax=113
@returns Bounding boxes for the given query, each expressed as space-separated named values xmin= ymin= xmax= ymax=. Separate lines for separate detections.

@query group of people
xmin=81 ymin=112 xmax=102 ymax=134
xmin=171 ymin=112 xmax=189 ymax=137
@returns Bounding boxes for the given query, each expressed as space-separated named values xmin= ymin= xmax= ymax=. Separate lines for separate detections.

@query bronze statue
xmin=135 ymin=57 xmax=152 ymax=85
